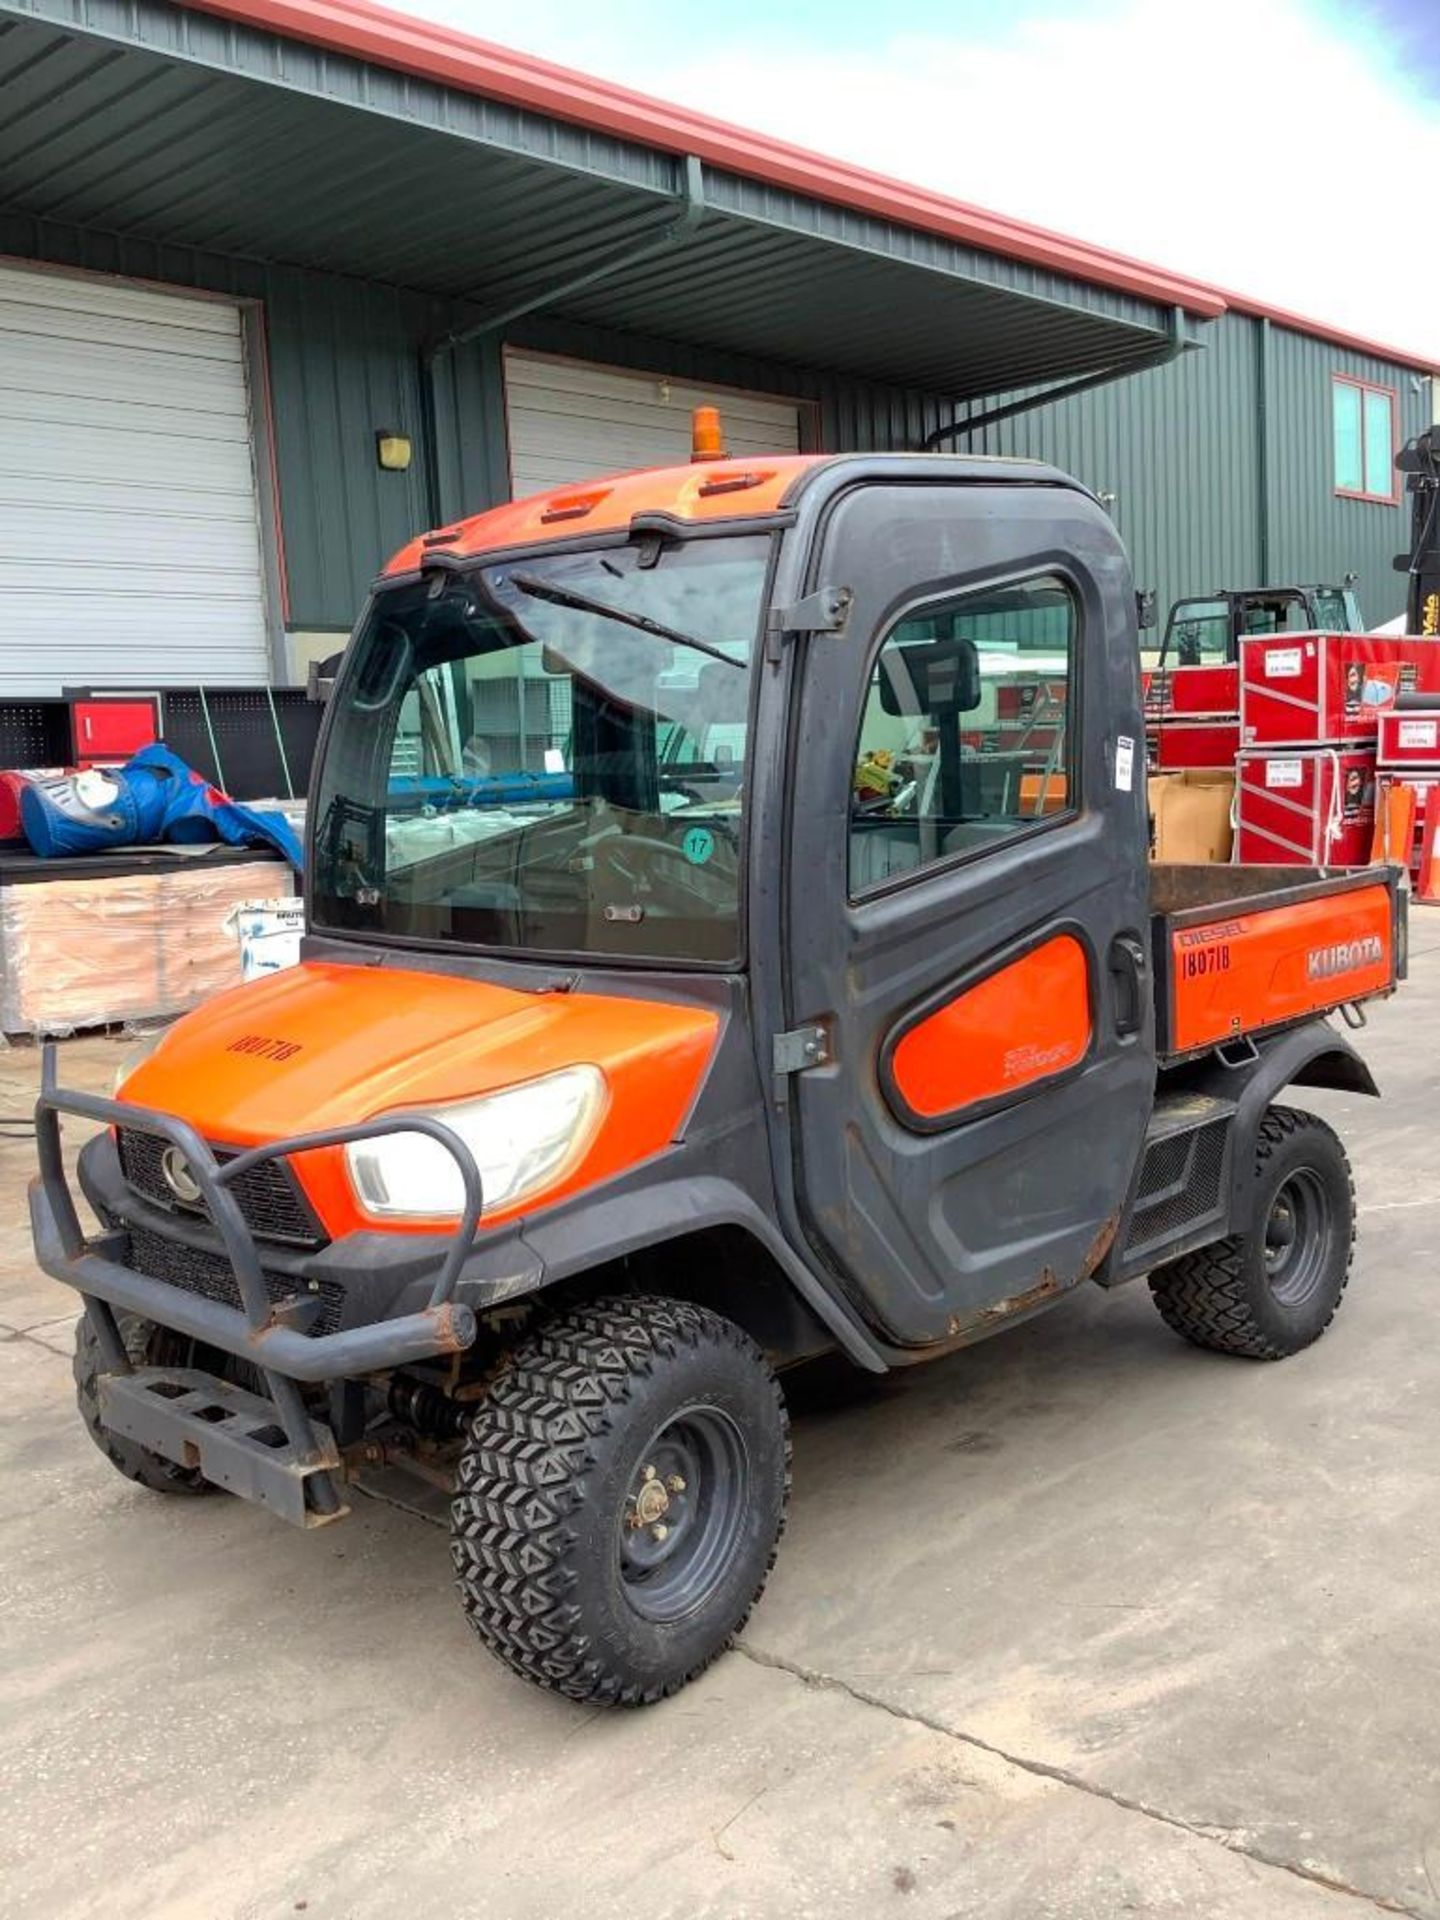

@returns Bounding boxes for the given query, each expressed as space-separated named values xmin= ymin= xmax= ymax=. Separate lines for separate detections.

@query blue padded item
xmin=21 ymin=744 xmax=303 ymax=870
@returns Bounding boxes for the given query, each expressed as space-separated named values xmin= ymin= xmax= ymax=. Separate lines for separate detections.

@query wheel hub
xmin=618 ymin=1406 xmax=749 ymax=1624
xmin=1262 ymin=1166 xmax=1334 ymax=1308
xmin=629 ymin=1467 xmax=671 ymax=1529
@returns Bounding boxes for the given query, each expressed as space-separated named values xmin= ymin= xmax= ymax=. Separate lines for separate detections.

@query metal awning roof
xmin=0 ymin=0 xmax=1203 ymax=399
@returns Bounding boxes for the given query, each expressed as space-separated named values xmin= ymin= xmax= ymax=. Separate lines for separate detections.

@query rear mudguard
xmin=1166 ymin=1020 xmax=1377 ymax=1238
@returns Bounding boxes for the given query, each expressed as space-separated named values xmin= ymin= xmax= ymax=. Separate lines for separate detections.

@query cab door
xmin=780 ymin=478 xmax=1156 ymax=1349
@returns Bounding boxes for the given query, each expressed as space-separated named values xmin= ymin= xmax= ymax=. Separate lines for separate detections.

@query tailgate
xmin=1153 ymin=864 xmax=1403 ymax=1061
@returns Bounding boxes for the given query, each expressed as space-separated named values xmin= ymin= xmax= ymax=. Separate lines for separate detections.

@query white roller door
xmin=505 ymin=351 xmax=802 ymax=500
xmin=0 ymin=264 xmax=272 ymax=694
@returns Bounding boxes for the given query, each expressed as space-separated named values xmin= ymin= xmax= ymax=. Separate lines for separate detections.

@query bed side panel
xmin=1160 ymin=876 xmax=1397 ymax=1057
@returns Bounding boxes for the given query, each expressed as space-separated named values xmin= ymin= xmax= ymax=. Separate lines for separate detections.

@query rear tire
xmin=1148 ymin=1105 xmax=1355 ymax=1359
xmin=74 ymin=1311 xmax=221 ymax=1495
xmin=451 ymin=1295 xmax=790 ymax=1706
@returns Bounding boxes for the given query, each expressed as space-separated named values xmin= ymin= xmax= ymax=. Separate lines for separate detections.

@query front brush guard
xmin=30 ymin=1043 xmax=484 ymax=1520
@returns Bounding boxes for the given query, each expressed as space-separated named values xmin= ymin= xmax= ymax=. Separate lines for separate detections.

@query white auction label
xmin=1115 ymin=734 xmax=1135 ymax=792
xmin=1266 ymin=758 xmax=1305 ymax=789
xmin=1264 ymin=647 xmax=1303 ymax=679
xmin=1398 ymin=719 xmax=1438 ymax=749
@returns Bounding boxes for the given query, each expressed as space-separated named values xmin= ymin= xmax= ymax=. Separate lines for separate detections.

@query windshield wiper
xmin=505 ymin=571 xmax=745 ymax=670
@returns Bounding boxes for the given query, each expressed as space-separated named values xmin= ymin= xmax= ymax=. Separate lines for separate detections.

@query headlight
xmin=112 ymin=1024 xmax=168 ymax=1095
xmin=345 ymin=1066 xmax=607 ymax=1219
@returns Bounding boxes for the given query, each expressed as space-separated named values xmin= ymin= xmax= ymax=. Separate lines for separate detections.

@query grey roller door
xmin=505 ymin=351 xmax=802 ymax=499
xmin=0 ymin=264 xmax=272 ymax=694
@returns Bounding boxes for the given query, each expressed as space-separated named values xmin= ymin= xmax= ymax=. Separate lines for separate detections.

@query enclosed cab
xmin=33 ymin=447 xmax=1400 ymax=1706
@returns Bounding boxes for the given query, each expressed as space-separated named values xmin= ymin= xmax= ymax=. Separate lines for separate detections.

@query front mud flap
xmin=97 ymin=1368 xmax=349 ymax=1528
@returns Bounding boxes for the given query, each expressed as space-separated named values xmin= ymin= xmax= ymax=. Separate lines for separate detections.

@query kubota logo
xmin=1306 ymin=937 xmax=1383 ymax=981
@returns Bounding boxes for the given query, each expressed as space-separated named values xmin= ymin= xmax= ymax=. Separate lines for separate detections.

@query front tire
xmin=74 ymin=1311 xmax=221 ymax=1495
xmin=451 ymin=1296 xmax=790 ymax=1706
xmin=1148 ymin=1106 xmax=1355 ymax=1359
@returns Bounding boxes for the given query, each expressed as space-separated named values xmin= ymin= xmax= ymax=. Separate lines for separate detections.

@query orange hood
xmin=120 ymin=961 xmax=721 ymax=1235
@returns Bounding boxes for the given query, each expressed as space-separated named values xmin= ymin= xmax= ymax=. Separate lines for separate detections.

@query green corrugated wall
xmin=958 ymin=314 xmax=1429 ymax=625
xmin=1 ymin=214 xmax=1429 ymax=642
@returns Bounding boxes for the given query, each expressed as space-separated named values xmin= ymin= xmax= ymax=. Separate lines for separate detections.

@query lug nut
xmin=666 ymin=1474 xmax=686 ymax=1494
xmin=651 ymin=1523 xmax=669 ymax=1543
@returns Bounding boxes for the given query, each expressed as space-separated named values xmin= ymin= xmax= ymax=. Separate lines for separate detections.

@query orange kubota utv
xmin=33 ymin=430 xmax=1402 ymax=1705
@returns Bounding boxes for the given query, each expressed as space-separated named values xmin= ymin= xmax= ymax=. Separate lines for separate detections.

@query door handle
xmin=1108 ymin=934 xmax=1148 ymax=1038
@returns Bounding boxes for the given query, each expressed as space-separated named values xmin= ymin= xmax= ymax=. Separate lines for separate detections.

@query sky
xmin=381 ymin=0 xmax=1440 ymax=364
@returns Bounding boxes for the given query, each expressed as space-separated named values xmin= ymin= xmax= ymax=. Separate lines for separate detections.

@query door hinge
xmin=765 ymin=586 xmax=853 ymax=660
xmin=773 ymin=1024 xmax=830 ymax=1075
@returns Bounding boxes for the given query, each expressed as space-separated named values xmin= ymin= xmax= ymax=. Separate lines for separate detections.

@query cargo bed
xmin=1150 ymin=863 xmax=1404 ymax=1063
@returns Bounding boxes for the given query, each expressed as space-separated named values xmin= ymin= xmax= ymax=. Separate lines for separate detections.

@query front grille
xmin=1124 ymin=1119 xmax=1228 ymax=1257
xmin=117 ymin=1128 xmax=327 ymax=1249
xmin=126 ymin=1225 xmax=344 ymax=1338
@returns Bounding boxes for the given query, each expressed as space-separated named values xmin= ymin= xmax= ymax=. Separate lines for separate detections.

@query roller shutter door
xmin=505 ymin=351 xmax=802 ymax=499
xmin=0 ymin=264 xmax=272 ymax=694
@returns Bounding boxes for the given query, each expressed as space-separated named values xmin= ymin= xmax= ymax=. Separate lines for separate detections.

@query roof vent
xmin=697 ymin=469 xmax=775 ymax=498
xmin=540 ymin=488 xmax=611 ymax=524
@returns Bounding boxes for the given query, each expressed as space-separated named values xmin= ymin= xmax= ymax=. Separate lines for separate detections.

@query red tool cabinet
xmin=1240 ymin=634 xmax=1440 ymax=747
xmin=1144 ymin=662 xmax=1239 ymax=719
xmin=1152 ymin=719 xmax=1242 ymax=770
xmin=1235 ymin=748 xmax=1376 ymax=865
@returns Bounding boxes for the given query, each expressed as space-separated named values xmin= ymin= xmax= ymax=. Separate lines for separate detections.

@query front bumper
xmin=33 ymin=1058 xmax=486 ymax=1386
xmin=32 ymin=1047 xmax=490 ymax=1522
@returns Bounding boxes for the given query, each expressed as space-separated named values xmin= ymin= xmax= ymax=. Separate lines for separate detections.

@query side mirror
xmin=1135 ymin=589 xmax=1157 ymax=631
xmin=878 ymin=638 xmax=982 ymax=718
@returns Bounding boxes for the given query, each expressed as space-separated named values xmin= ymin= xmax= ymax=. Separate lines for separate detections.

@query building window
xmin=1333 ymin=376 xmax=1397 ymax=502
xmin=849 ymin=574 xmax=1077 ymax=896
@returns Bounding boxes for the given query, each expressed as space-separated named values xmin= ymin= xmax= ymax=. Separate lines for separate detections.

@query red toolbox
xmin=1240 ymin=633 xmax=1440 ymax=747
xmin=1377 ymin=708 xmax=1440 ymax=769
xmin=1236 ymin=748 xmax=1376 ymax=865
xmin=1144 ymin=662 xmax=1239 ymax=719
xmin=70 ymin=697 xmax=159 ymax=767
xmin=1152 ymin=718 xmax=1241 ymax=770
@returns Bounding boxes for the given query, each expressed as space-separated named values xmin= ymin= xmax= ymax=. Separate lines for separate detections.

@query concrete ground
xmin=4 ymin=939 xmax=1440 ymax=1920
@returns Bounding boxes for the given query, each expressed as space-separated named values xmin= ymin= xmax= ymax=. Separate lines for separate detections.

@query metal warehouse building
xmin=0 ymin=0 xmax=1434 ymax=698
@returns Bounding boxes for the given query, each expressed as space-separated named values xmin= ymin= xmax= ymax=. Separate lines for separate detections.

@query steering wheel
xmin=591 ymin=828 xmax=729 ymax=900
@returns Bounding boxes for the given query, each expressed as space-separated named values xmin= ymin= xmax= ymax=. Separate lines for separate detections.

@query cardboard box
xmin=1148 ymin=771 xmax=1235 ymax=864
xmin=1235 ymin=748 xmax=1375 ymax=866
xmin=229 ymin=896 xmax=305 ymax=980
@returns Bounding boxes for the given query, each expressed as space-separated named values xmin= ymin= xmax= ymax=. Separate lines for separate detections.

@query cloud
xmin=394 ymin=0 xmax=1440 ymax=362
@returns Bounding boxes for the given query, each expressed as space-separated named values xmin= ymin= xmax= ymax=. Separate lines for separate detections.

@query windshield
xmin=310 ymin=533 xmax=770 ymax=965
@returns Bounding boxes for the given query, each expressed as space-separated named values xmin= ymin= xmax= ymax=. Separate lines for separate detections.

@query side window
xmin=1333 ymin=376 xmax=1396 ymax=502
xmin=849 ymin=574 xmax=1077 ymax=895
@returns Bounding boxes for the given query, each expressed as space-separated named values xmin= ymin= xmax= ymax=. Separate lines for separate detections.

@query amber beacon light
xmin=691 ymin=405 xmax=728 ymax=461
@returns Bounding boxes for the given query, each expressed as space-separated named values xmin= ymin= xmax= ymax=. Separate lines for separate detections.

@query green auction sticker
xmin=682 ymin=826 xmax=715 ymax=866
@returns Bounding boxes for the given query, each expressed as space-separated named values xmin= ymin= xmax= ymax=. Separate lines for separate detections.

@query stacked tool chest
xmin=1145 ymin=663 xmax=1241 ymax=771
xmin=1237 ymin=635 xmax=1440 ymax=866
xmin=1374 ymin=707 xmax=1440 ymax=887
